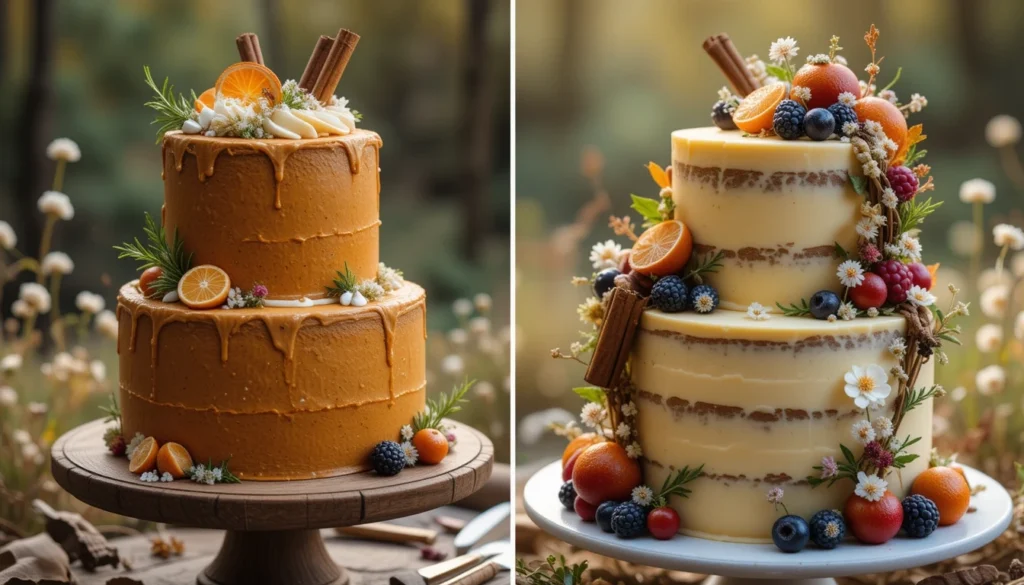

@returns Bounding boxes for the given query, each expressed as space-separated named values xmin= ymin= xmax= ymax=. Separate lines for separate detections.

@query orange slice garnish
xmin=214 ymin=62 xmax=282 ymax=106
xmin=630 ymin=220 xmax=694 ymax=277
xmin=128 ymin=436 xmax=159 ymax=474
xmin=194 ymin=88 xmax=215 ymax=112
xmin=177 ymin=265 xmax=231 ymax=310
xmin=156 ymin=442 xmax=194 ymax=479
xmin=732 ymin=82 xmax=787 ymax=134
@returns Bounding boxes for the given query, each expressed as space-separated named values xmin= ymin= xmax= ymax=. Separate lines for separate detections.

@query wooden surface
xmin=52 ymin=419 xmax=494 ymax=531
xmin=68 ymin=507 xmax=510 ymax=585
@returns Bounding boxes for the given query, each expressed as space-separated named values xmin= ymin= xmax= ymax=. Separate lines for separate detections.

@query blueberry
xmin=772 ymin=515 xmax=810 ymax=553
xmin=809 ymin=290 xmax=841 ymax=320
xmin=803 ymin=108 xmax=836 ymax=141
xmin=809 ymin=509 xmax=845 ymax=549
xmin=558 ymin=481 xmax=577 ymax=511
xmin=596 ymin=501 xmax=619 ymax=533
xmin=593 ymin=268 xmax=621 ymax=298
xmin=712 ymin=100 xmax=738 ymax=130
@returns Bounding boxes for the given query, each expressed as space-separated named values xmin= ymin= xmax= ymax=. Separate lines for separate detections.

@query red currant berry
xmin=574 ymin=496 xmax=598 ymax=522
xmin=646 ymin=506 xmax=680 ymax=540
xmin=850 ymin=272 xmax=887 ymax=310
xmin=907 ymin=262 xmax=933 ymax=290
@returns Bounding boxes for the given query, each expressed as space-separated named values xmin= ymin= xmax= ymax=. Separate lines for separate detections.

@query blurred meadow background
xmin=515 ymin=0 xmax=1024 ymax=492
xmin=0 ymin=0 xmax=510 ymax=536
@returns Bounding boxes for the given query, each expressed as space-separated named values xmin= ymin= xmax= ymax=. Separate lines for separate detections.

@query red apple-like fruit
xmin=574 ymin=496 xmax=598 ymax=522
xmin=647 ymin=507 xmax=680 ymax=540
xmin=138 ymin=266 xmax=164 ymax=299
xmin=562 ymin=449 xmax=582 ymax=482
xmin=850 ymin=272 xmax=888 ymax=310
xmin=571 ymin=442 xmax=642 ymax=505
xmin=844 ymin=490 xmax=903 ymax=544
xmin=907 ymin=262 xmax=933 ymax=290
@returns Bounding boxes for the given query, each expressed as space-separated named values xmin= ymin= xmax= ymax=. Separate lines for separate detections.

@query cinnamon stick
xmin=299 ymin=35 xmax=333 ymax=92
xmin=235 ymin=33 xmax=264 ymax=65
xmin=703 ymin=34 xmax=757 ymax=96
xmin=584 ymin=288 xmax=648 ymax=389
xmin=312 ymin=28 xmax=361 ymax=103
xmin=717 ymin=34 xmax=759 ymax=93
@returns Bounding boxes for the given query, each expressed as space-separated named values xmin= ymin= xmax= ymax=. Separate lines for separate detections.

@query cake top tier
xmin=672 ymin=127 xmax=855 ymax=172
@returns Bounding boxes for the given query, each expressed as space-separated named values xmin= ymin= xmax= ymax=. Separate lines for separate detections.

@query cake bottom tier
xmin=631 ymin=308 xmax=934 ymax=542
xmin=116 ymin=281 xmax=427 ymax=480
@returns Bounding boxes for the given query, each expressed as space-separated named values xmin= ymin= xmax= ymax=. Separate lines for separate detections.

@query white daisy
xmin=580 ymin=402 xmax=606 ymax=429
xmin=589 ymin=239 xmax=626 ymax=270
xmin=626 ymin=442 xmax=643 ymax=459
xmin=768 ymin=37 xmax=799 ymax=63
xmin=631 ymin=485 xmax=654 ymax=507
xmin=872 ymin=416 xmax=894 ymax=439
xmin=791 ymin=85 xmax=812 ymax=103
xmin=881 ymin=188 xmax=899 ymax=209
xmin=844 ymin=364 xmax=892 ymax=409
xmin=838 ymin=93 xmax=858 ymax=107
xmin=836 ymin=259 xmax=865 ymax=288
xmin=854 ymin=471 xmax=888 ymax=502
xmin=959 ymin=178 xmax=995 ymax=204
xmin=401 ymin=441 xmax=419 ymax=466
xmin=863 ymin=120 xmax=883 ymax=135
xmin=993 ymin=224 xmax=1024 ymax=250
xmin=842 ymin=121 xmax=860 ymax=136
xmin=888 ymin=338 xmax=907 ymax=358
xmin=620 ymin=401 xmax=637 ymax=417
xmin=838 ymin=302 xmax=857 ymax=321
xmin=851 ymin=419 xmax=876 ymax=444
xmin=976 ymin=365 xmax=1006 ymax=395
xmin=400 ymin=424 xmax=414 ymax=441
xmin=906 ymin=285 xmax=936 ymax=307
xmin=898 ymin=233 xmax=923 ymax=261
xmin=746 ymin=302 xmax=771 ymax=321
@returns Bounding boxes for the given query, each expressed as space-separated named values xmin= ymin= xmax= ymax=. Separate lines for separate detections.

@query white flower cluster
xmin=883 ymin=232 xmax=923 ymax=263
xmin=959 ymin=178 xmax=996 ymax=204
xmin=189 ymin=463 xmax=224 ymax=485
xmin=376 ymin=263 xmax=405 ymax=292
xmin=16 ymin=282 xmax=52 ymax=316
xmin=140 ymin=471 xmax=174 ymax=483
xmin=985 ymin=115 xmax=1021 ymax=148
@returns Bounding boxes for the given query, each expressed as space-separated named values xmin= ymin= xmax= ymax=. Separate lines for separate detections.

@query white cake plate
xmin=524 ymin=461 xmax=1013 ymax=585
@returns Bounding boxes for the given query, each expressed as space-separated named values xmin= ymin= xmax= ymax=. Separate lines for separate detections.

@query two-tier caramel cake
xmin=115 ymin=30 xmax=425 ymax=480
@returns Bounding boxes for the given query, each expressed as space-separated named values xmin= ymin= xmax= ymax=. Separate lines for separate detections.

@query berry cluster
xmin=649 ymin=276 xmax=720 ymax=315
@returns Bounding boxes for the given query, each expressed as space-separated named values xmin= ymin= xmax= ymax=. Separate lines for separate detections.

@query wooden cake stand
xmin=51 ymin=419 xmax=494 ymax=585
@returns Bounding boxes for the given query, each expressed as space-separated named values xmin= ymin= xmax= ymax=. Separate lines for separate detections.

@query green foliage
xmin=188 ymin=460 xmax=241 ymax=484
xmin=899 ymin=197 xmax=942 ymax=234
xmin=901 ymin=385 xmax=943 ymax=419
xmin=849 ymin=175 xmax=869 ymax=196
xmin=572 ymin=386 xmax=606 ymax=405
xmin=143 ymin=65 xmax=196 ymax=143
xmin=99 ymin=392 xmax=122 ymax=428
xmin=765 ymin=63 xmax=792 ymax=82
xmin=776 ymin=298 xmax=811 ymax=317
xmin=808 ymin=443 xmax=860 ymax=488
xmin=114 ymin=212 xmax=192 ymax=297
xmin=326 ymin=263 xmax=358 ymax=296
xmin=833 ymin=241 xmax=850 ymax=260
xmin=684 ymin=250 xmax=725 ymax=284
xmin=904 ymin=144 xmax=928 ymax=167
xmin=413 ymin=380 xmax=474 ymax=432
xmin=879 ymin=67 xmax=902 ymax=93
xmin=654 ymin=463 xmax=704 ymax=506
xmin=629 ymin=194 xmax=662 ymax=228
xmin=516 ymin=555 xmax=588 ymax=585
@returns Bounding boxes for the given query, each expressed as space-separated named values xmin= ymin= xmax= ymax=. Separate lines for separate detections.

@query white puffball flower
xmin=95 ymin=310 xmax=119 ymax=339
xmin=975 ymin=323 xmax=1003 ymax=353
xmin=75 ymin=291 xmax=105 ymax=314
xmin=0 ymin=221 xmax=17 ymax=250
xmin=978 ymin=268 xmax=1013 ymax=292
xmin=440 ymin=354 xmax=464 ymax=375
xmin=19 ymin=282 xmax=51 ymax=314
xmin=959 ymin=178 xmax=996 ymax=204
xmin=46 ymin=138 xmax=81 ymax=162
xmin=976 ymin=365 xmax=1006 ymax=395
xmin=0 ymin=386 xmax=17 ymax=407
xmin=947 ymin=221 xmax=980 ymax=258
xmin=40 ymin=251 xmax=74 ymax=276
xmin=980 ymin=284 xmax=1009 ymax=318
xmin=473 ymin=293 xmax=492 ymax=312
xmin=986 ymin=115 xmax=1022 ymax=148
xmin=0 ymin=353 xmax=23 ymax=372
xmin=10 ymin=299 xmax=33 ymax=319
xmin=452 ymin=298 xmax=473 ymax=318
xmin=993 ymin=224 xmax=1024 ymax=250
xmin=37 ymin=191 xmax=74 ymax=220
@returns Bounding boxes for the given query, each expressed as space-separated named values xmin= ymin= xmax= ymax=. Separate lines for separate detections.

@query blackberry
xmin=771 ymin=515 xmax=810 ymax=553
xmin=596 ymin=501 xmax=620 ymax=533
xmin=650 ymin=275 xmax=689 ymax=313
xmin=809 ymin=290 xmax=841 ymax=320
xmin=773 ymin=100 xmax=806 ymax=140
xmin=558 ymin=481 xmax=577 ymax=511
xmin=370 ymin=441 xmax=406 ymax=476
xmin=828 ymin=103 xmax=859 ymax=136
xmin=689 ymin=284 xmax=720 ymax=314
xmin=887 ymin=165 xmax=920 ymax=202
xmin=809 ymin=509 xmax=845 ymax=549
xmin=902 ymin=494 xmax=939 ymax=538
xmin=875 ymin=260 xmax=914 ymax=304
xmin=803 ymin=108 xmax=836 ymax=141
xmin=610 ymin=502 xmax=647 ymax=539
xmin=593 ymin=268 xmax=621 ymax=298
xmin=712 ymin=100 xmax=738 ymax=130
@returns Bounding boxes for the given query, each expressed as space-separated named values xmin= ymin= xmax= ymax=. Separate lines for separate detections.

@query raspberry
xmin=874 ymin=260 xmax=914 ymax=304
xmin=886 ymin=165 xmax=919 ymax=202
xmin=370 ymin=441 xmax=406 ymax=476
xmin=773 ymin=100 xmax=806 ymax=140
xmin=828 ymin=103 xmax=859 ymax=136
xmin=650 ymin=275 xmax=688 ymax=313
xmin=901 ymin=494 xmax=939 ymax=538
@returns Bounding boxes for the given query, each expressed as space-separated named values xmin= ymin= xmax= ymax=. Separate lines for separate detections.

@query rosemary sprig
xmin=325 ymin=263 xmax=358 ymax=297
xmin=516 ymin=556 xmax=588 ymax=585
xmin=776 ymin=298 xmax=811 ymax=317
xmin=413 ymin=379 xmax=474 ymax=432
xmin=684 ymin=250 xmax=726 ymax=284
xmin=653 ymin=463 xmax=704 ymax=507
xmin=898 ymin=197 xmax=942 ymax=235
xmin=143 ymin=66 xmax=197 ymax=144
xmin=99 ymin=391 xmax=122 ymax=428
xmin=900 ymin=384 xmax=943 ymax=419
xmin=114 ymin=212 xmax=192 ymax=298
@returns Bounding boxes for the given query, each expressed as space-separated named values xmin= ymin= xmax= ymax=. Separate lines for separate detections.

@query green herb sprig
xmin=413 ymin=380 xmax=474 ymax=432
xmin=776 ymin=298 xmax=812 ymax=317
xmin=653 ymin=463 xmax=704 ymax=507
xmin=114 ymin=212 xmax=192 ymax=298
xmin=188 ymin=459 xmax=241 ymax=484
xmin=516 ymin=556 xmax=588 ymax=585
xmin=684 ymin=250 xmax=726 ymax=284
xmin=898 ymin=197 xmax=942 ymax=235
xmin=326 ymin=263 xmax=358 ymax=297
xmin=143 ymin=66 xmax=197 ymax=144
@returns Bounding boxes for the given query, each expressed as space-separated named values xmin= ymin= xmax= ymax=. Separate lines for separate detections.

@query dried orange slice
xmin=732 ymin=82 xmax=787 ymax=134
xmin=177 ymin=265 xmax=231 ymax=310
xmin=630 ymin=220 xmax=693 ymax=277
xmin=128 ymin=436 xmax=159 ymax=474
xmin=214 ymin=62 xmax=282 ymax=106
xmin=156 ymin=442 xmax=194 ymax=479
xmin=194 ymin=88 xmax=215 ymax=112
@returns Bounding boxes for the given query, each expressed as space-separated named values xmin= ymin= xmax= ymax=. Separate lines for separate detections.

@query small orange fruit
xmin=732 ymin=82 xmax=787 ymax=134
xmin=128 ymin=436 xmax=159 ymax=474
xmin=156 ymin=442 xmax=194 ymax=479
xmin=791 ymin=62 xmax=861 ymax=110
xmin=138 ymin=266 xmax=164 ymax=299
xmin=562 ymin=433 xmax=603 ymax=468
xmin=911 ymin=466 xmax=971 ymax=526
xmin=412 ymin=429 xmax=449 ymax=465
xmin=571 ymin=441 xmax=642 ymax=505
xmin=630 ymin=220 xmax=694 ymax=277
xmin=194 ymin=88 xmax=216 ymax=112
xmin=177 ymin=265 xmax=231 ymax=310
xmin=854 ymin=97 xmax=909 ymax=160
xmin=215 ymin=62 xmax=282 ymax=106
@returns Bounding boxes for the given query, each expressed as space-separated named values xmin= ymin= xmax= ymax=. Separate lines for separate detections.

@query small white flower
xmin=888 ymin=338 xmax=907 ymax=358
xmin=447 ymin=328 xmax=468 ymax=345
xmin=469 ymin=316 xmax=490 ymax=335
xmin=0 ymin=221 xmax=16 ymax=250
xmin=867 ymin=307 xmax=879 ymax=317
xmin=878 ymin=89 xmax=898 ymax=104
xmin=985 ymin=115 xmax=1022 ymax=148
xmin=844 ymin=364 xmax=892 ymax=409
xmin=854 ymin=471 xmax=888 ymax=502
xmin=621 ymin=401 xmax=637 ymax=417
xmin=841 ymin=122 xmax=860 ymax=138
xmin=745 ymin=302 xmax=771 ymax=321
xmin=139 ymin=471 xmax=160 ymax=483
xmin=862 ymin=160 xmax=881 ymax=179
xmin=46 ymin=138 xmax=81 ymax=162
xmin=12 ymin=430 xmax=31 ymax=445
xmin=907 ymin=93 xmax=928 ymax=113
xmin=354 ymin=280 xmax=382 ymax=302
xmin=0 ymin=386 xmax=16 ymax=407
xmin=0 ymin=354 xmax=23 ymax=372
xmin=959 ymin=178 xmax=996 ymax=204
xmin=791 ymin=85 xmax=812 ymax=103
xmin=806 ymin=53 xmax=830 ymax=65
xmin=872 ymin=416 xmax=894 ymax=440
xmin=837 ymin=260 xmax=865 ymax=288
xmin=75 ymin=291 xmax=105 ymax=314
xmin=126 ymin=433 xmax=145 ymax=459
xmin=863 ymin=120 xmax=883 ymax=135
xmin=615 ymin=422 xmax=631 ymax=439
xmin=452 ymin=298 xmax=473 ymax=317
xmin=376 ymin=263 xmax=405 ymax=292
xmin=160 ymin=472 xmax=174 ymax=482
xmin=19 ymin=282 xmax=51 ymax=313
xmin=768 ymin=37 xmax=799 ymax=63
xmin=898 ymin=233 xmax=923 ymax=262
xmin=37 ymin=191 xmax=74 ymax=220
xmin=625 ymin=442 xmax=643 ymax=459
xmin=400 ymin=424 xmax=414 ymax=441
xmin=827 ymin=314 xmax=837 ymax=323
xmin=881 ymin=188 xmax=899 ymax=209
xmin=717 ymin=86 xmax=735 ymax=102
xmin=440 ymin=354 xmax=464 ymax=375
xmin=401 ymin=441 xmax=419 ymax=466
xmin=851 ymin=420 xmax=877 ymax=444
xmin=906 ymin=285 xmax=936 ymax=307
xmin=766 ymin=486 xmax=785 ymax=504
xmin=580 ymin=402 xmax=606 ymax=429
xmin=589 ymin=239 xmax=626 ymax=270
xmin=211 ymin=467 xmax=223 ymax=482
xmin=981 ymin=285 xmax=1009 ymax=318
xmin=865 ymin=62 xmax=881 ymax=76
xmin=993 ymin=224 xmax=1024 ymax=250
xmin=838 ymin=92 xmax=858 ymax=107
xmin=95 ymin=310 xmax=118 ymax=339
xmin=890 ymin=365 xmax=909 ymax=383
xmin=838 ymin=302 xmax=857 ymax=321
xmin=473 ymin=293 xmax=492 ymax=313
xmin=976 ymin=365 xmax=1006 ymax=395
xmin=631 ymin=485 xmax=654 ymax=506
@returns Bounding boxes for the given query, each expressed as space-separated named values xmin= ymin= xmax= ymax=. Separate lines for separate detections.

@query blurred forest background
xmin=515 ymin=0 xmax=1024 ymax=478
